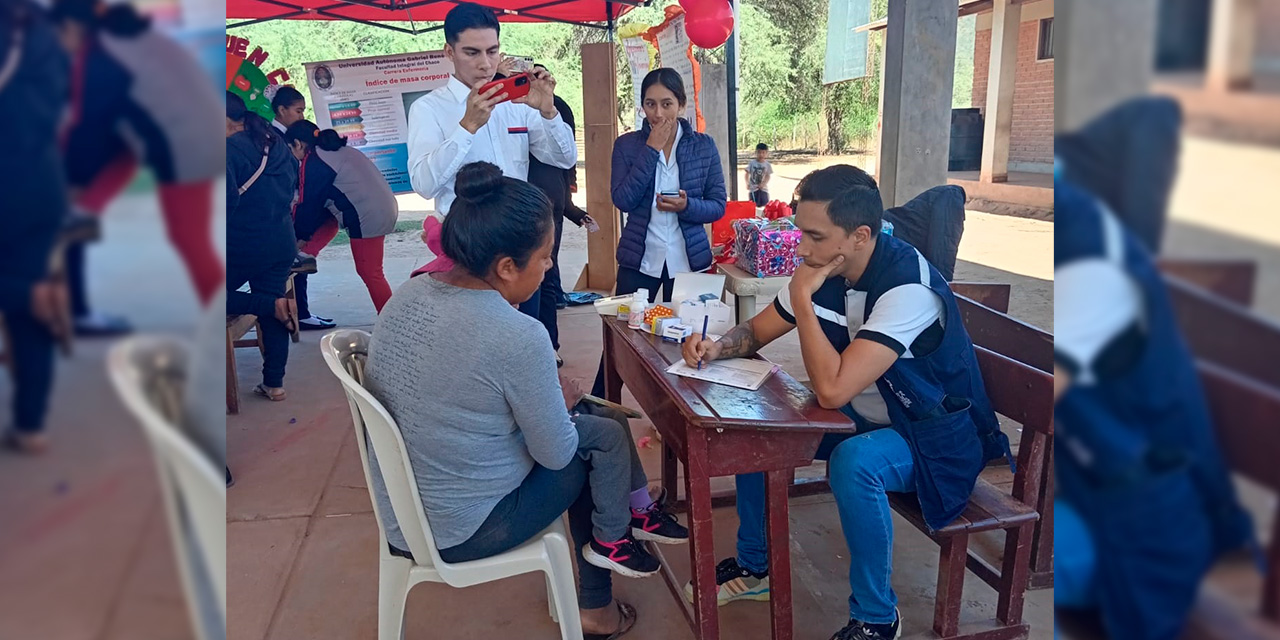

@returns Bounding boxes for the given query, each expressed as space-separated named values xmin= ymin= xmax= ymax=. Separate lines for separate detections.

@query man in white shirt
xmin=406 ymin=2 xmax=577 ymax=218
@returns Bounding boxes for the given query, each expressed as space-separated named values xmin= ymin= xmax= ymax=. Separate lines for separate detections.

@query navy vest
xmin=854 ymin=234 xmax=1011 ymax=530
xmin=1055 ymin=179 xmax=1251 ymax=639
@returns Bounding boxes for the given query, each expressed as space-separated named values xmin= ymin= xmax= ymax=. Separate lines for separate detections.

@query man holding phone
xmin=406 ymin=2 xmax=577 ymax=318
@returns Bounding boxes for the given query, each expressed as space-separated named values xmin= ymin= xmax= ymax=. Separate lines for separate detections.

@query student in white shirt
xmin=405 ymin=2 xmax=577 ymax=217
xmin=405 ymin=2 xmax=577 ymax=321
xmin=270 ymin=86 xmax=306 ymax=135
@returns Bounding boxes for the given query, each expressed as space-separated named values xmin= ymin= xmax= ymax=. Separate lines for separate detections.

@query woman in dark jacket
xmin=226 ymin=92 xmax=297 ymax=401
xmin=590 ymin=68 xmax=725 ymax=398
xmin=610 ymin=68 xmax=726 ymax=302
xmin=285 ymin=120 xmax=398 ymax=322
xmin=0 ymin=0 xmax=69 ymax=454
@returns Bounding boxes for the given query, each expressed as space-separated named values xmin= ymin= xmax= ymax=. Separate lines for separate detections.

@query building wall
xmin=1259 ymin=0 xmax=1280 ymax=72
xmin=972 ymin=2 xmax=1055 ymax=173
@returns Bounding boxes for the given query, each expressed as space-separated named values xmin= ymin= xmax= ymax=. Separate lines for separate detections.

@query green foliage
xmin=231 ymin=0 xmax=974 ymax=154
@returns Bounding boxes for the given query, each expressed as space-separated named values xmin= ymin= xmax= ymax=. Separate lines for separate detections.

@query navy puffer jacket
xmin=612 ymin=118 xmax=726 ymax=272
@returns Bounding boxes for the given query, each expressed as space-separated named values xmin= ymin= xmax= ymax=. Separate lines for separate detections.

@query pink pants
xmin=77 ymin=153 xmax=224 ymax=306
xmin=302 ymin=218 xmax=392 ymax=313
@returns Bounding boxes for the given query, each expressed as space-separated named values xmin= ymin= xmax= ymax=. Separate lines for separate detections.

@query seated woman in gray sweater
xmin=365 ymin=162 xmax=687 ymax=640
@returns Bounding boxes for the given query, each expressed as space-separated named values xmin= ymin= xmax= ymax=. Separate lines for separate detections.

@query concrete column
xmin=1055 ymin=0 xmax=1158 ymax=133
xmin=702 ymin=64 xmax=732 ymax=196
xmin=1206 ymin=0 xmax=1258 ymax=92
xmin=979 ymin=0 xmax=1021 ymax=184
xmin=580 ymin=42 xmax=620 ymax=292
xmin=878 ymin=0 xmax=957 ymax=208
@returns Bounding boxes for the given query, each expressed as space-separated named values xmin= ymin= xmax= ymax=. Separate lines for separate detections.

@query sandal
xmin=584 ymin=601 xmax=637 ymax=640
xmin=253 ymin=384 xmax=287 ymax=401
xmin=2 ymin=430 xmax=50 ymax=455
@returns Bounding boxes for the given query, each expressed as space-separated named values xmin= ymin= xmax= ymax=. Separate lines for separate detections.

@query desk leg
xmin=765 ymin=469 xmax=794 ymax=640
xmin=662 ymin=442 xmax=678 ymax=505
xmin=685 ymin=429 xmax=719 ymax=640
xmin=602 ymin=324 xmax=624 ymax=404
xmin=735 ymin=294 xmax=756 ymax=325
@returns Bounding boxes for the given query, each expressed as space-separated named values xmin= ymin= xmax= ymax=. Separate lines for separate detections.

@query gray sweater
xmin=365 ymin=275 xmax=578 ymax=549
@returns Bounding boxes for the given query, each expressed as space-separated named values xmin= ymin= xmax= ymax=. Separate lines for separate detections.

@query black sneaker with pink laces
xmin=583 ymin=534 xmax=661 ymax=578
xmin=631 ymin=503 xmax=689 ymax=544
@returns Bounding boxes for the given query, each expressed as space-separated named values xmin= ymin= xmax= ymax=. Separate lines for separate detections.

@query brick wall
xmin=971 ymin=18 xmax=1056 ymax=171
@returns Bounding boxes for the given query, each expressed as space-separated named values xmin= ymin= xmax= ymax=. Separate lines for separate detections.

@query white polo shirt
xmin=405 ymin=75 xmax=577 ymax=215
xmin=640 ymin=123 xmax=690 ymax=278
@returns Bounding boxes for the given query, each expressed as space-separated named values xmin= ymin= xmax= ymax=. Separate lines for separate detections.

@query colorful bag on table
xmin=733 ymin=218 xmax=802 ymax=278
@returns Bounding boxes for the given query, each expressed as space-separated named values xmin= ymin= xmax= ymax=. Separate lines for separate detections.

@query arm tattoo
xmin=717 ymin=320 xmax=764 ymax=359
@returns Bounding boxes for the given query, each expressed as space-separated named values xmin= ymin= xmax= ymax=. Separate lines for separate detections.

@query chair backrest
xmin=319 ymin=331 xmax=456 ymax=577
xmin=974 ymin=346 xmax=1055 ymax=507
xmin=956 ymin=295 xmax=1053 ymax=374
xmin=107 ymin=337 xmax=226 ymax=640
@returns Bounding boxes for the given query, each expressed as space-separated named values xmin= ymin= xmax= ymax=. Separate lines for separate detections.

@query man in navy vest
xmin=681 ymin=165 xmax=1010 ymax=640
xmin=1054 ymin=176 xmax=1251 ymax=639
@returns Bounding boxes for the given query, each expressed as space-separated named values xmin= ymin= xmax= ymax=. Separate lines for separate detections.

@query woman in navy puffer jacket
xmin=610 ymin=68 xmax=726 ymax=302
xmin=591 ymin=68 xmax=726 ymax=398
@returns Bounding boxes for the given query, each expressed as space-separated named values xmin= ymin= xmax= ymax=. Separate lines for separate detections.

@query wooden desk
xmin=601 ymin=317 xmax=854 ymax=640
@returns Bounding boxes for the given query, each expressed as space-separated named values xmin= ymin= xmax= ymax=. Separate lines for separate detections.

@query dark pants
xmin=0 ymin=218 xmax=60 ymax=434
xmin=537 ymin=213 xmax=566 ymax=350
xmin=65 ymin=242 xmax=90 ymax=318
xmin=226 ymin=239 xmax=293 ymax=388
xmin=436 ymin=405 xmax=644 ymax=610
xmin=590 ymin=265 xmax=675 ymax=396
xmin=294 ymin=272 xmax=313 ymax=320
xmin=749 ymin=190 xmax=769 ymax=207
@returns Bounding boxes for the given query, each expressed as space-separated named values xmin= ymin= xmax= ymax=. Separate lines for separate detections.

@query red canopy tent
xmin=226 ymin=0 xmax=642 ymax=34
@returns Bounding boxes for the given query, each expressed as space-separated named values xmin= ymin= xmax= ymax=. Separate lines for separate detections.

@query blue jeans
xmin=735 ymin=414 xmax=912 ymax=625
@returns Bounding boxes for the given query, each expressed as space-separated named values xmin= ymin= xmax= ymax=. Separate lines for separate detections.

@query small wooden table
xmin=601 ymin=317 xmax=855 ymax=640
xmin=717 ymin=262 xmax=790 ymax=324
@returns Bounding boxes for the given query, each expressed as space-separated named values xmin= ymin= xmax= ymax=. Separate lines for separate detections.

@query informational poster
xmin=619 ymin=23 xmax=653 ymax=131
xmin=650 ymin=8 xmax=704 ymax=131
xmin=304 ymin=51 xmax=454 ymax=193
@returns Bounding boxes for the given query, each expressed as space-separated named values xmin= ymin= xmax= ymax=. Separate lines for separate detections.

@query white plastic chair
xmin=319 ymin=330 xmax=584 ymax=640
xmin=107 ymin=337 xmax=226 ymax=640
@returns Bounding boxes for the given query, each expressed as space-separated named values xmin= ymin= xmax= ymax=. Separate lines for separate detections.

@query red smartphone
xmin=479 ymin=72 xmax=532 ymax=103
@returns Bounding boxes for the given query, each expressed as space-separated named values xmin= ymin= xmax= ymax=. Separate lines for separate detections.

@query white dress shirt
xmin=640 ymin=123 xmax=690 ymax=278
xmin=272 ymin=119 xmax=287 ymax=134
xmin=406 ymin=75 xmax=578 ymax=215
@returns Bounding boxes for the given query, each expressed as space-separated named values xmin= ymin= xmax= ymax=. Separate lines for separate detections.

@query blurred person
xmin=405 ymin=1 xmax=577 ymax=322
xmin=50 ymin=0 xmax=223 ymax=336
xmin=270 ymin=85 xmax=306 ymax=135
xmin=226 ymin=92 xmax=296 ymax=402
xmin=1053 ymin=177 xmax=1253 ymax=639
xmin=589 ymin=67 xmax=726 ymax=397
xmin=285 ymin=120 xmax=397 ymax=324
xmin=0 ymin=0 xmax=70 ymax=454
xmin=678 ymin=165 xmax=1009 ymax=640
xmin=745 ymin=142 xmax=772 ymax=207
xmin=523 ymin=62 xmax=592 ymax=366
xmin=366 ymin=162 xmax=687 ymax=639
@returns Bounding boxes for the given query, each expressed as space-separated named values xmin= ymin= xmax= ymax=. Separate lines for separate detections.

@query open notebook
xmin=666 ymin=358 xmax=778 ymax=391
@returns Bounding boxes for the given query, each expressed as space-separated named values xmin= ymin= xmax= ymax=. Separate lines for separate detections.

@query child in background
xmin=746 ymin=142 xmax=773 ymax=207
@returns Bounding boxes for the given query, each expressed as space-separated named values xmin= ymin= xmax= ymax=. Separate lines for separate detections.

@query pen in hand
xmin=698 ymin=315 xmax=709 ymax=371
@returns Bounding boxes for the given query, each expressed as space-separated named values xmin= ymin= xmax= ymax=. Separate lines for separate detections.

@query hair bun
xmin=455 ymin=162 xmax=504 ymax=201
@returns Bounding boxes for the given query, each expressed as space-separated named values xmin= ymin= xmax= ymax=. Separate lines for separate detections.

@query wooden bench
xmin=225 ymin=314 xmax=263 ymax=415
xmin=953 ymin=293 xmax=1055 ymax=590
xmin=1154 ymin=264 xmax=1280 ymax=640
xmin=225 ymin=272 xmax=300 ymax=415
xmin=888 ymin=347 xmax=1053 ymax=640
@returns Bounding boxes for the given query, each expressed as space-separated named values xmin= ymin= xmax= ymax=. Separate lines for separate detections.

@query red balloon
xmin=684 ymin=0 xmax=734 ymax=49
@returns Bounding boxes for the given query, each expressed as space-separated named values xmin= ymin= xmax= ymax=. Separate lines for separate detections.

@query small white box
xmin=679 ymin=299 xmax=734 ymax=337
xmin=652 ymin=316 xmax=683 ymax=335
xmin=662 ymin=323 xmax=693 ymax=343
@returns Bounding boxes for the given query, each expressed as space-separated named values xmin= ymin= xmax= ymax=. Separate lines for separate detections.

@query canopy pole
xmin=607 ymin=1 xmax=615 ymax=39
xmin=725 ymin=0 xmax=739 ymax=200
